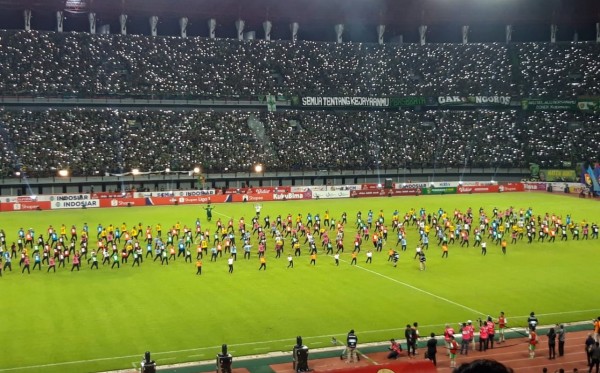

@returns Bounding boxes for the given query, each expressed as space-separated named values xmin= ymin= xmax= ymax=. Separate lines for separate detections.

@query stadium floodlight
xmin=254 ymin=164 xmax=264 ymax=173
xmin=58 ymin=169 xmax=69 ymax=177
xmin=132 ymin=168 xmax=140 ymax=175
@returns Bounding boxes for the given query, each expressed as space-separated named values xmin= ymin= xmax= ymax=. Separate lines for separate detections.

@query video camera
xmin=292 ymin=336 xmax=309 ymax=372
xmin=140 ymin=351 xmax=156 ymax=373
xmin=216 ymin=344 xmax=233 ymax=373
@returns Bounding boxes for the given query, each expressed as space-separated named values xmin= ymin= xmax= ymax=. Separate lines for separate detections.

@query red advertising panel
xmin=144 ymin=195 xmax=231 ymax=206
xmin=499 ymin=182 xmax=525 ymax=192
xmin=457 ymin=183 xmax=524 ymax=194
xmin=457 ymin=185 xmax=499 ymax=194
xmin=219 ymin=186 xmax=291 ymax=195
xmin=248 ymin=186 xmax=290 ymax=194
xmin=361 ymin=183 xmax=385 ymax=190
xmin=351 ymin=189 xmax=420 ymax=197
xmin=1 ymin=201 xmax=52 ymax=211
xmin=313 ymin=360 xmax=435 ymax=373
xmin=522 ymin=182 xmax=547 ymax=191
xmin=99 ymin=198 xmax=147 ymax=208
xmin=231 ymin=194 xmax=275 ymax=203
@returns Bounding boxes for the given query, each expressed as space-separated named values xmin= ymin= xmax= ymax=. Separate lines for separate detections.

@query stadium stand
xmin=0 ymin=30 xmax=599 ymax=176
xmin=0 ymin=108 xmax=598 ymax=176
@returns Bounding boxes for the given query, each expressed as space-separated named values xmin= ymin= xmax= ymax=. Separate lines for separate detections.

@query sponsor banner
xmin=312 ymin=190 xmax=351 ymax=199
xmin=521 ymin=99 xmax=577 ymax=111
xmin=176 ymin=189 xmax=216 ymax=197
xmin=457 ymin=185 xmax=499 ymax=194
xmin=220 ymin=187 xmax=289 ymax=195
xmin=499 ymin=182 xmax=524 ymax=192
xmin=135 ymin=190 xmax=216 ymax=198
xmin=176 ymin=195 xmax=219 ymax=204
xmin=438 ymin=95 xmax=511 ymax=106
xmin=523 ymin=182 xmax=548 ymax=191
xmin=457 ymin=183 xmax=524 ymax=194
xmin=91 ymin=192 xmax=133 ymax=199
xmin=290 ymin=185 xmax=361 ymax=193
xmin=99 ymin=198 xmax=146 ymax=208
xmin=2 ymin=201 xmax=52 ymax=211
xmin=50 ymin=193 xmax=91 ymax=202
xmin=146 ymin=195 xmax=231 ymax=206
xmin=272 ymin=190 xmax=312 ymax=200
xmin=248 ymin=186 xmax=289 ymax=194
xmin=394 ymin=182 xmax=428 ymax=189
xmin=351 ymin=189 xmax=420 ymax=198
xmin=290 ymin=186 xmax=328 ymax=192
xmin=420 ymin=187 xmax=457 ymax=195
xmin=51 ymin=199 xmax=100 ymax=209
xmin=3 ymin=196 xmax=37 ymax=203
xmin=231 ymin=194 xmax=274 ymax=203
xmin=548 ymin=182 xmax=586 ymax=194
xmin=136 ymin=191 xmax=177 ymax=198
xmin=361 ymin=183 xmax=387 ymax=190
xmin=395 ymin=181 xmax=499 ymax=189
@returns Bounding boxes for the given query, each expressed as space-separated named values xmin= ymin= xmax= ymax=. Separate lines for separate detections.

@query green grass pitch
xmin=0 ymin=192 xmax=599 ymax=372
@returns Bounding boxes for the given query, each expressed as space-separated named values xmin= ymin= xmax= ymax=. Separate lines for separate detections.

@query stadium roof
xmin=0 ymin=0 xmax=598 ymax=42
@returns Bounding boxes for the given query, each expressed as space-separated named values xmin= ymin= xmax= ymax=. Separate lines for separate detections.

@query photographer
xmin=387 ymin=338 xmax=402 ymax=359
xmin=346 ymin=329 xmax=358 ymax=363
xmin=527 ymin=312 xmax=538 ymax=332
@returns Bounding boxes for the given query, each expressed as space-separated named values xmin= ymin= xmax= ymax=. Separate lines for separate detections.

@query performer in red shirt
xmin=479 ymin=321 xmax=488 ymax=352
xmin=486 ymin=317 xmax=496 ymax=349
xmin=498 ymin=311 xmax=507 ymax=343
xmin=529 ymin=327 xmax=538 ymax=358
xmin=444 ymin=324 xmax=455 ymax=356
xmin=449 ymin=335 xmax=459 ymax=368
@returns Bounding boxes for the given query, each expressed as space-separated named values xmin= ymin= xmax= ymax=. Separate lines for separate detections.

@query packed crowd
xmin=1 ymin=108 xmax=599 ymax=176
xmin=0 ymin=31 xmax=511 ymax=98
xmin=0 ymin=30 xmax=599 ymax=98
xmin=515 ymin=42 xmax=600 ymax=97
